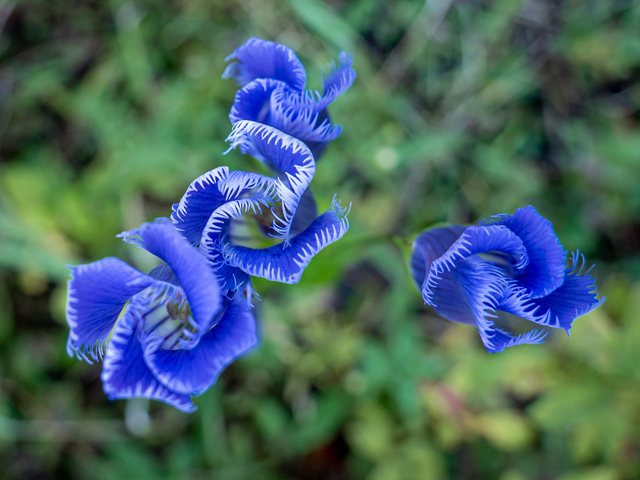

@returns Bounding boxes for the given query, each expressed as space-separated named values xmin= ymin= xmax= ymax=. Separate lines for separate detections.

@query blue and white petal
xmin=118 ymin=220 xmax=221 ymax=336
xmin=422 ymin=225 xmax=528 ymax=305
xmin=199 ymin=196 xmax=270 ymax=251
xmin=173 ymin=168 xmax=276 ymax=294
xmin=417 ymin=225 xmax=545 ymax=353
xmin=269 ymin=88 xmax=343 ymax=143
xmin=270 ymin=52 xmax=355 ymax=116
xmin=197 ymin=195 xmax=268 ymax=292
xmin=101 ymin=307 xmax=196 ymax=413
xmin=226 ymin=121 xmax=315 ymax=242
xmin=317 ymin=52 xmax=356 ymax=112
xmin=171 ymin=167 xmax=229 ymax=245
xmin=171 ymin=168 xmax=276 ymax=247
xmin=449 ymin=259 xmax=547 ymax=353
xmin=223 ymin=198 xmax=349 ymax=284
xmin=229 ymin=80 xmax=343 ymax=144
xmin=223 ymin=37 xmax=306 ymax=91
xmin=498 ymin=252 xmax=604 ymax=333
xmin=217 ymin=170 xmax=278 ymax=201
xmin=481 ymin=206 xmax=565 ymax=298
xmin=143 ymin=295 xmax=258 ymax=395
xmin=66 ymin=257 xmax=155 ymax=362
xmin=410 ymin=226 xmax=466 ymax=293
xmin=229 ymin=78 xmax=286 ymax=125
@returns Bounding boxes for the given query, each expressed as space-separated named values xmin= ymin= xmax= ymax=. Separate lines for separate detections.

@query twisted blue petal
xmin=499 ymin=251 xmax=604 ymax=333
xmin=414 ymin=224 xmax=545 ymax=352
xmin=66 ymin=257 xmax=156 ymax=362
xmin=226 ymin=121 xmax=315 ymax=243
xmin=198 ymin=193 xmax=269 ymax=291
xmin=268 ymin=52 xmax=355 ymax=116
xmin=319 ymin=52 xmax=356 ymax=111
xmin=450 ymin=259 xmax=547 ymax=353
xmin=223 ymin=197 xmax=349 ymax=284
xmin=171 ymin=167 xmax=276 ymax=246
xmin=410 ymin=225 xmax=466 ymax=292
xmin=411 ymin=207 xmax=603 ymax=352
xmin=171 ymin=168 xmax=277 ymax=292
xmin=101 ymin=306 xmax=196 ymax=413
xmin=224 ymin=40 xmax=355 ymax=158
xmin=229 ymin=78 xmax=285 ymax=125
xmin=422 ymin=225 xmax=528 ymax=306
xmin=269 ymin=88 xmax=343 ymax=144
xmin=172 ymin=167 xmax=280 ymax=292
xmin=481 ymin=206 xmax=565 ymax=298
xmin=171 ymin=167 xmax=229 ymax=245
xmin=143 ymin=294 xmax=258 ymax=395
xmin=118 ymin=219 xmax=221 ymax=337
xmin=223 ymin=37 xmax=306 ymax=91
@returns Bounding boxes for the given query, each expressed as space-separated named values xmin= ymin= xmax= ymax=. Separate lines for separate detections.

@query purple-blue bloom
xmin=66 ymin=219 xmax=257 ymax=412
xmin=171 ymin=121 xmax=350 ymax=287
xmin=223 ymin=37 xmax=355 ymax=160
xmin=410 ymin=206 xmax=603 ymax=353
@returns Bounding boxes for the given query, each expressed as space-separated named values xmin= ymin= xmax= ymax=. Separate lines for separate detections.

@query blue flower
xmin=409 ymin=206 xmax=604 ymax=353
xmin=171 ymin=121 xmax=350 ymax=287
xmin=223 ymin=37 xmax=356 ymax=160
xmin=66 ymin=219 xmax=258 ymax=412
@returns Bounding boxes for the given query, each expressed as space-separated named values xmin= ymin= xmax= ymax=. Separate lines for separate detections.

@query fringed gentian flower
xmin=223 ymin=37 xmax=356 ymax=159
xmin=171 ymin=120 xmax=350 ymax=288
xmin=66 ymin=219 xmax=258 ymax=412
xmin=410 ymin=206 xmax=603 ymax=353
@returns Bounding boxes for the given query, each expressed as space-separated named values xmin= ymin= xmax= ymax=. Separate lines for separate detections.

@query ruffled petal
xmin=229 ymin=78 xmax=285 ymax=125
xmin=481 ymin=206 xmax=565 ymax=298
xmin=199 ymin=195 xmax=271 ymax=253
xmin=318 ymin=52 xmax=356 ymax=112
xmin=226 ymin=121 xmax=315 ymax=242
xmin=101 ymin=307 xmax=196 ymax=413
xmin=228 ymin=80 xmax=343 ymax=148
xmin=176 ymin=170 xmax=276 ymax=294
xmin=171 ymin=168 xmax=276 ymax=247
xmin=410 ymin=225 xmax=466 ymax=293
xmin=216 ymin=170 xmax=278 ymax=203
xmin=227 ymin=55 xmax=353 ymax=148
xmin=223 ymin=37 xmax=306 ymax=91
xmin=268 ymin=88 xmax=343 ymax=144
xmin=143 ymin=295 xmax=258 ymax=395
xmin=498 ymin=252 xmax=604 ymax=333
xmin=429 ymin=259 xmax=547 ymax=352
xmin=459 ymin=260 xmax=548 ymax=352
xmin=422 ymin=225 xmax=528 ymax=305
xmin=118 ymin=220 xmax=221 ymax=336
xmin=171 ymin=167 xmax=229 ymax=245
xmin=415 ymin=224 xmax=544 ymax=352
xmin=197 ymin=195 xmax=268 ymax=293
xmin=224 ymin=197 xmax=350 ymax=284
xmin=271 ymin=52 xmax=355 ymax=116
xmin=66 ymin=257 xmax=155 ymax=362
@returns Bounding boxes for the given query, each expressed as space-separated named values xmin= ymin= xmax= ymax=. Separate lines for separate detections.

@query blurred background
xmin=1 ymin=0 xmax=640 ymax=478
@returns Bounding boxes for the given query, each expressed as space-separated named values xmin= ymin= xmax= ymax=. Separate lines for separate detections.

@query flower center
xmin=228 ymin=199 xmax=285 ymax=249
xmin=141 ymin=293 xmax=197 ymax=351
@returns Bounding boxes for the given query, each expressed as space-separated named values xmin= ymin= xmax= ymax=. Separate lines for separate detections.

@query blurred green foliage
xmin=1 ymin=0 xmax=640 ymax=478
